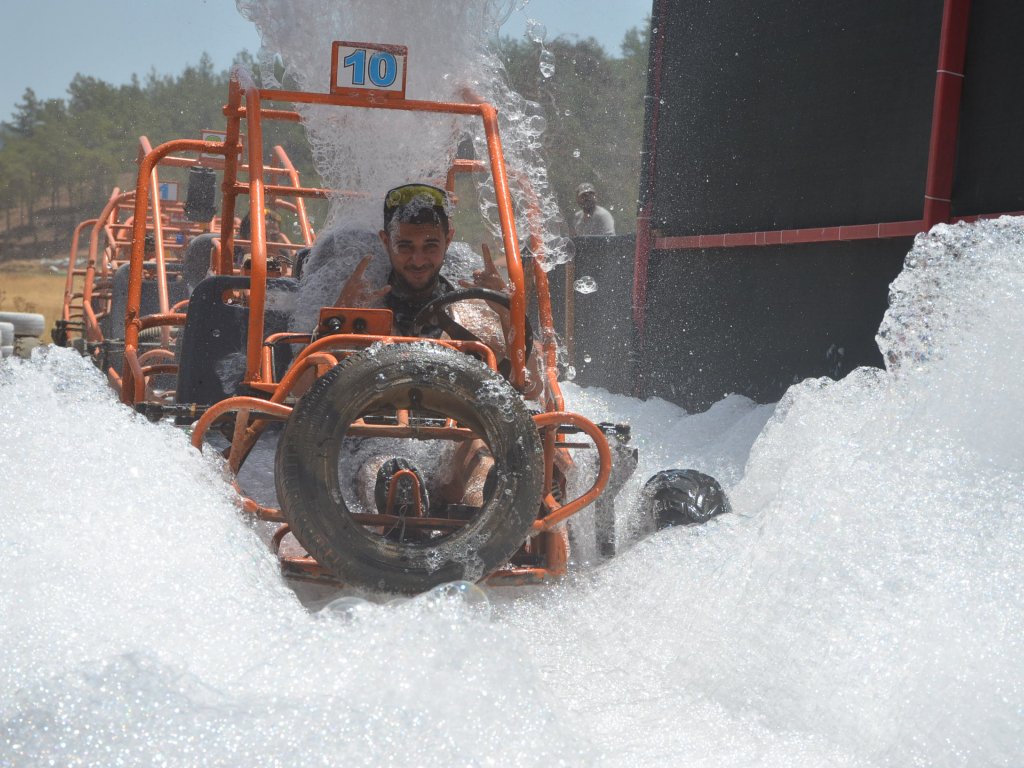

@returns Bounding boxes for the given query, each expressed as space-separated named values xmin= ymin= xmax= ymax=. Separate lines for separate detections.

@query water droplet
xmin=574 ymin=275 xmax=598 ymax=294
xmin=572 ymin=148 xmax=581 ymax=158
xmin=565 ymin=365 xmax=576 ymax=381
xmin=211 ymin=328 xmax=221 ymax=338
xmin=583 ymin=354 xmax=592 ymax=363
xmin=563 ymin=109 xmax=572 ymax=117
xmin=526 ymin=19 xmax=547 ymax=43
xmin=539 ymin=49 xmax=555 ymax=78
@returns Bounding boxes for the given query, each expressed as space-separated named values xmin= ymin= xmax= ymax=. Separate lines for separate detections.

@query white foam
xmin=0 ymin=351 xmax=584 ymax=765
xmin=3 ymin=217 xmax=1024 ymax=764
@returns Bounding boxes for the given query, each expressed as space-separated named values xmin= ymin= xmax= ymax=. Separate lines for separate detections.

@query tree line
xmin=0 ymin=26 xmax=648 ymax=258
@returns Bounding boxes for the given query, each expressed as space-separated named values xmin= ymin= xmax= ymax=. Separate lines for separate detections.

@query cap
xmin=576 ymin=182 xmax=596 ymax=197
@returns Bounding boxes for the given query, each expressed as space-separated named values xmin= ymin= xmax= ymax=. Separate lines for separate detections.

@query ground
xmin=0 ymin=260 xmax=66 ymax=340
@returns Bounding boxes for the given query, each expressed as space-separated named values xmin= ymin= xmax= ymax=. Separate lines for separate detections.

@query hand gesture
xmin=335 ymin=255 xmax=391 ymax=307
xmin=459 ymin=244 xmax=509 ymax=294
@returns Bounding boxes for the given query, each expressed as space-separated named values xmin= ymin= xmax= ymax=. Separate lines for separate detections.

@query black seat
xmin=101 ymin=262 xmax=190 ymax=374
xmin=175 ymin=275 xmax=298 ymax=407
xmin=103 ymin=262 xmax=190 ymax=340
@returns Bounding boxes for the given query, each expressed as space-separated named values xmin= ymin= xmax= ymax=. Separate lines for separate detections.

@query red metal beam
xmin=630 ymin=0 xmax=669 ymax=395
xmin=923 ymin=0 xmax=972 ymax=227
xmin=654 ymin=219 xmax=924 ymax=251
xmin=651 ymin=210 xmax=1021 ymax=252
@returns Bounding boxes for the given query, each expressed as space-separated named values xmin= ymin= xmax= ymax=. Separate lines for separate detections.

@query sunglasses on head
xmin=384 ymin=184 xmax=450 ymax=216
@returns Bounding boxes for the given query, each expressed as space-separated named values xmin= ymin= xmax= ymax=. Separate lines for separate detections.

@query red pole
xmin=631 ymin=0 xmax=669 ymax=396
xmin=923 ymin=0 xmax=972 ymax=228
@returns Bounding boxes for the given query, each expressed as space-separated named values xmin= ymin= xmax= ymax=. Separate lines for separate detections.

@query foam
xmin=0 ymin=350 xmax=587 ymax=765
xmin=3 ymin=213 xmax=1023 ymax=763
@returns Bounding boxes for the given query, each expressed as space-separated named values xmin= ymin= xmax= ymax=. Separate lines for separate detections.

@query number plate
xmin=331 ymin=41 xmax=408 ymax=99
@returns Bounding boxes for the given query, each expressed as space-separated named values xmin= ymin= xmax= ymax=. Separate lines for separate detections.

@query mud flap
xmin=594 ymin=422 xmax=638 ymax=558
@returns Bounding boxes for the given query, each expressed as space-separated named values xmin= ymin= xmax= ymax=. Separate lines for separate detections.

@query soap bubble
xmin=574 ymin=275 xmax=598 ymax=294
xmin=321 ymin=595 xmax=373 ymax=620
xmin=423 ymin=580 xmax=492 ymax=619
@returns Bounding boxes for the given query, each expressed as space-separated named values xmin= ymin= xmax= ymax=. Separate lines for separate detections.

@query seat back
xmin=175 ymin=275 xmax=298 ymax=406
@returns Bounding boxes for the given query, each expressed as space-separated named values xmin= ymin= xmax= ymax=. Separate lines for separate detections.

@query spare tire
xmin=275 ymin=341 xmax=544 ymax=593
xmin=640 ymin=469 xmax=730 ymax=528
xmin=0 ymin=312 xmax=45 ymax=338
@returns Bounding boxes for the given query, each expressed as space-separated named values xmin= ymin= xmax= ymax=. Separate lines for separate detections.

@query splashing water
xmin=539 ymin=48 xmax=556 ymax=78
xmin=235 ymin=0 xmax=572 ymax=268
xmin=525 ymin=18 xmax=547 ymax=44
xmin=5 ymin=0 xmax=1024 ymax=755
xmin=3 ymin=218 xmax=1021 ymax=765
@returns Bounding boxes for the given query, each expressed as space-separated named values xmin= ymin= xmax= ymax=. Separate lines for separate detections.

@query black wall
xmin=650 ymin=0 xmax=944 ymax=235
xmin=548 ymin=235 xmax=636 ymax=393
xmin=574 ymin=0 xmax=1024 ymax=412
xmin=952 ymin=1 xmax=1024 ymax=216
xmin=553 ymin=236 xmax=906 ymax=410
xmin=639 ymin=240 xmax=907 ymax=409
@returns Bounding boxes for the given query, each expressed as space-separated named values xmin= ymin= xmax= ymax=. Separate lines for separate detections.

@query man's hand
xmin=459 ymin=244 xmax=509 ymax=293
xmin=335 ymin=254 xmax=391 ymax=307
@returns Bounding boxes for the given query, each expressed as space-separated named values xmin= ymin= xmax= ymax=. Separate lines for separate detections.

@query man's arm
xmin=335 ymin=254 xmax=391 ymax=307
xmin=459 ymin=244 xmax=544 ymax=398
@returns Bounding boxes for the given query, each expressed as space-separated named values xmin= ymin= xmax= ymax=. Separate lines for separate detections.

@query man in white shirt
xmin=572 ymin=182 xmax=615 ymax=236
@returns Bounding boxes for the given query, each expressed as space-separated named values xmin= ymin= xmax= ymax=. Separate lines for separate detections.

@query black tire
xmin=275 ymin=342 xmax=544 ymax=593
xmin=640 ymin=469 xmax=730 ymax=528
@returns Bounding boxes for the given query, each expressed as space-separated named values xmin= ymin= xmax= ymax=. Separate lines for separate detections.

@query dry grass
xmin=0 ymin=261 xmax=66 ymax=341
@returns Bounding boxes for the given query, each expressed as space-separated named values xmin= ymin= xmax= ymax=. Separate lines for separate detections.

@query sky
xmin=0 ymin=0 xmax=651 ymax=123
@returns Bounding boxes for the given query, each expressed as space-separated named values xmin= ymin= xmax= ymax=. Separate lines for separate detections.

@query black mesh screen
xmin=952 ymin=0 xmax=1024 ymax=216
xmin=650 ymin=0 xmax=943 ymax=235
xmin=639 ymin=239 xmax=909 ymax=410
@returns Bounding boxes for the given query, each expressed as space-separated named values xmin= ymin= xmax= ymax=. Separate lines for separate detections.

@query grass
xmin=0 ymin=262 xmax=67 ymax=341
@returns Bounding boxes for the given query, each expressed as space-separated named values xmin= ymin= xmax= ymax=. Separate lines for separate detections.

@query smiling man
xmin=336 ymin=183 xmax=507 ymax=336
xmin=336 ymin=184 xmax=462 ymax=337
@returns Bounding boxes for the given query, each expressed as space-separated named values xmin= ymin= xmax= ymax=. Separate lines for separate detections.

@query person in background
xmin=572 ymin=182 xmax=615 ymax=236
xmin=235 ymin=207 xmax=290 ymax=271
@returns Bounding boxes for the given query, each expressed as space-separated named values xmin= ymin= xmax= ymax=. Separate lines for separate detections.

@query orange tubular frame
xmin=120 ymin=72 xmax=614 ymax=588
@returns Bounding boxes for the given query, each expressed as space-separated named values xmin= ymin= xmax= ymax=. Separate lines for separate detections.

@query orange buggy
xmin=114 ymin=43 xmax=728 ymax=593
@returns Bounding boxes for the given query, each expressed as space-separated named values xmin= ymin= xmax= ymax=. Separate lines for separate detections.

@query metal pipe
xmin=243 ymin=85 xmax=268 ymax=385
xmin=923 ymin=0 xmax=972 ymax=227
xmin=631 ymin=0 xmax=670 ymax=392
xmin=121 ymin=138 xmax=227 ymax=403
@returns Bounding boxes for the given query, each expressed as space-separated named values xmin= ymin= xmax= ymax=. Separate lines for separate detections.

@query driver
xmin=335 ymin=182 xmax=542 ymax=398
xmin=335 ymin=183 xmax=543 ymax=508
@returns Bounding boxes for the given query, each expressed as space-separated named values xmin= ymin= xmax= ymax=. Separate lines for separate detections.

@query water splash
xmin=234 ymin=0 xmax=567 ymax=268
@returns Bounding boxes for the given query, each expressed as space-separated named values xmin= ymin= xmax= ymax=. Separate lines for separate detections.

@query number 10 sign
xmin=331 ymin=41 xmax=408 ymax=99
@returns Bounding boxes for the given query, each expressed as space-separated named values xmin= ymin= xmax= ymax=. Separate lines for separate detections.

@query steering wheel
xmin=411 ymin=287 xmax=534 ymax=379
